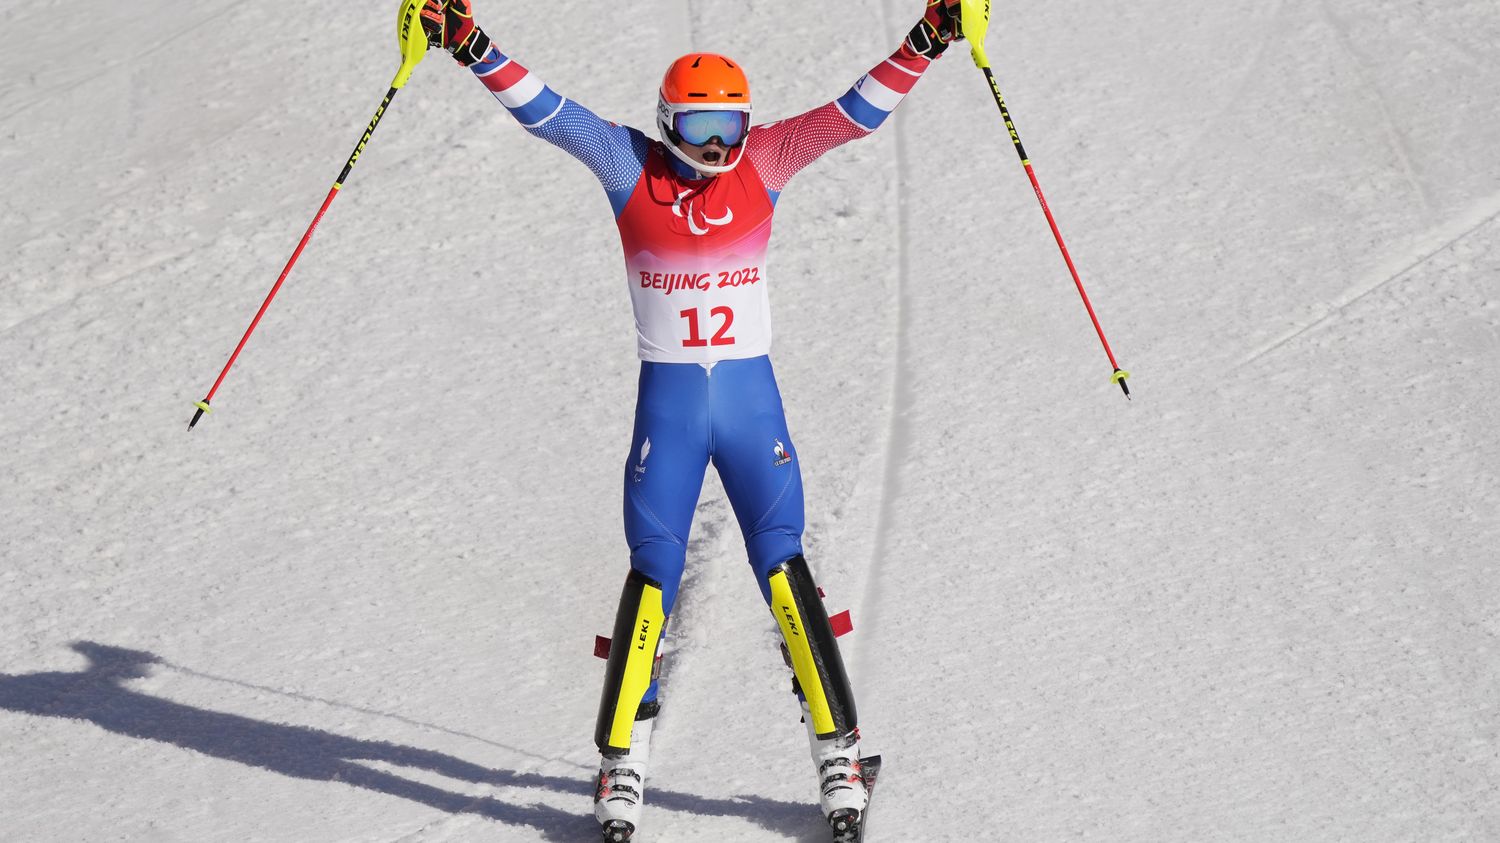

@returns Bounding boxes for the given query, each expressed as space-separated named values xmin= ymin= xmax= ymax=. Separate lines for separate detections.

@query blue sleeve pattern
xmin=526 ymin=102 xmax=652 ymax=217
xmin=470 ymin=48 xmax=648 ymax=217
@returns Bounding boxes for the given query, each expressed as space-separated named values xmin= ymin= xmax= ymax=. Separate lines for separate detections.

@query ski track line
xmin=1316 ymin=0 xmax=1435 ymax=215
xmin=855 ymin=0 xmax=915 ymax=682
xmin=1235 ymin=197 xmax=1500 ymax=371
xmin=378 ymin=778 xmax=550 ymax=843
xmin=161 ymin=660 xmax=584 ymax=769
xmin=0 ymin=2 xmax=242 ymax=128
xmin=682 ymin=0 xmax=702 ymax=52
xmin=375 ymin=783 xmax=509 ymax=843
xmin=385 ymin=812 xmax=478 ymax=843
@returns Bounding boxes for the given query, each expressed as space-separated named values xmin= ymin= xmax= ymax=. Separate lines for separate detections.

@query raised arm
xmin=746 ymin=1 xmax=963 ymax=195
xmin=422 ymin=0 xmax=648 ymax=214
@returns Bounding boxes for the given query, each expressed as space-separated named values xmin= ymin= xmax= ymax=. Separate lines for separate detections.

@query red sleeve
xmin=746 ymin=47 xmax=932 ymax=193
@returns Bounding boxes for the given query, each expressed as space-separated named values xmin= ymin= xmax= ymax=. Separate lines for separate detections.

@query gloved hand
xmin=420 ymin=0 xmax=492 ymax=66
xmin=905 ymin=0 xmax=964 ymax=58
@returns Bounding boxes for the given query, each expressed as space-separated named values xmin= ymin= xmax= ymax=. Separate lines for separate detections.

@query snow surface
xmin=3 ymin=0 xmax=1498 ymax=840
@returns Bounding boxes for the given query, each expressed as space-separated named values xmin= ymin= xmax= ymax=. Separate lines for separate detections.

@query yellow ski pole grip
xmin=959 ymin=0 xmax=992 ymax=69
xmin=393 ymin=0 xmax=430 ymax=89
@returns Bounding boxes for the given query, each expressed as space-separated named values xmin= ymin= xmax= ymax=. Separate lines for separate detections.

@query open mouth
xmin=702 ymin=150 xmax=723 ymax=164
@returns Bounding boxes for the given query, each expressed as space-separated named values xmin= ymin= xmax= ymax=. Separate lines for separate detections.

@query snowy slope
xmin=2 ymin=0 xmax=1497 ymax=841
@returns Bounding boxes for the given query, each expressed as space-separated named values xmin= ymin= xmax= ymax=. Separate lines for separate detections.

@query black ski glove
xmin=420 ymin=0 xmax=493 ymax=66
xmin=905 ymin=0 xmax=964 ymax=58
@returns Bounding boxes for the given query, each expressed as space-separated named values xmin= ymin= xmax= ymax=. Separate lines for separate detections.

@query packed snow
xmin=3 ymin=0 xmax=1497 ymax=840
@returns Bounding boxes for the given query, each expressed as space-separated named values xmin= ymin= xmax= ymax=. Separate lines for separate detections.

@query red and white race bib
xmin=616 ymin=146 xmax=777 ymax=363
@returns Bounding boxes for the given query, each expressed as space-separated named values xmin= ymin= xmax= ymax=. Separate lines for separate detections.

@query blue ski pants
xmin=623 ymin=355 xmax=805 ymax=617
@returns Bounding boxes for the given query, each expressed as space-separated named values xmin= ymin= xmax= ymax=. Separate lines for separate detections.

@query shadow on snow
xmin=0 ymin=642 xmax=816 ymax=841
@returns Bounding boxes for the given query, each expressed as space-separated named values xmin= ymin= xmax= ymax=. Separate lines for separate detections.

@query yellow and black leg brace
xmin=768 ymin=555 xmax=858 ymax=739
xmin=595 ymin=569 xmax=667 ymax=756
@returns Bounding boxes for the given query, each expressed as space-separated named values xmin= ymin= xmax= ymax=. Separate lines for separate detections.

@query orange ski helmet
xmin=657 ymin=53 xmax=753 ymax=175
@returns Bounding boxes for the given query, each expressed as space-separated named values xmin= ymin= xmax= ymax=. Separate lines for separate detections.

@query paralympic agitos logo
xmin=672 ymin=189 xmax=733 ymax=236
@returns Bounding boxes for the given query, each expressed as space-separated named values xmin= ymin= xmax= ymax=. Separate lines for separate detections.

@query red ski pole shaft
xmin=188 ymin=81 xmax=405 ymax=430
xmin=980 ymin=65 xmax=1131 ymax=398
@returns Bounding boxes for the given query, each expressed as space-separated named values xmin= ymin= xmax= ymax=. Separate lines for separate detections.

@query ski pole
xmin=188 ymin=0 xmax=430 ymax=430
xmin=956 ymin=1 xmax=1131 ymax=398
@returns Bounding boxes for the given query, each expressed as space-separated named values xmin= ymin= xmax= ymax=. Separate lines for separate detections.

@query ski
xmin=830 ymin=755 xmax=882 ymax=843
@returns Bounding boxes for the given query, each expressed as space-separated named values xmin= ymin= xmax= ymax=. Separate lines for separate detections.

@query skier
xmin=419 ymin=2 xmax=965 ymax=839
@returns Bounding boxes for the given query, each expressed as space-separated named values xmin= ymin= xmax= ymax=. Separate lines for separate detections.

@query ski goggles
xmin=672 ymin=109 xmax=750 ymax=147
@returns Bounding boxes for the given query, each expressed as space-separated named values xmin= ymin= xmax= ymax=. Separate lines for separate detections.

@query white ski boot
xmin=594 ymin=711 xmax=655 ymax=842
xmin=805 ymin=705 xmax=869 ymax=830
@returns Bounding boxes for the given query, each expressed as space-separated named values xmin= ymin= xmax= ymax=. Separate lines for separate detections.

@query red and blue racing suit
xmin=469 ymin=41 xmax=934 ymax=643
